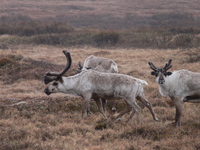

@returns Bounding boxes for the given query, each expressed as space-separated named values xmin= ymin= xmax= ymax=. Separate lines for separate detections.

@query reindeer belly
xmin=92 ymin=89 xmax=114 ymax=99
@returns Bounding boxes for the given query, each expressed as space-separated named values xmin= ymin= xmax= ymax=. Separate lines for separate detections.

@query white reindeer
xmin=148 ymin=59 xmax=200 ymax=126
xmin=76 ymin=55 xmax=118 ymax=112
xmin=77 ymin=55 xmax=118 ymax=73
xmin=44 ymin=51 xmax=158 ymax=124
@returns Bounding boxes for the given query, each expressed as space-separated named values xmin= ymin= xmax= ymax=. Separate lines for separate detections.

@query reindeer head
xmin=75 ymin=61 xmax=92 ymax=74
xmin=44 ymin=50 xmax=72 ymax=95
xmin=148 ymin=59 xmax=173 ymax=84
xmin=75 ymin=61 xmax=83 ymax=74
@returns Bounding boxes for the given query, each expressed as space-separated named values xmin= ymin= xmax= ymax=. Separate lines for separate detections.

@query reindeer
xmin=76 ymin=55 xmax=118 ymax=74
xmin=76 ymin=55 xmax=118 ymax=112
xmin=148 ymin=59 xmax=200 ymax=126
xmin=44 ymin=51 xmax=158 ymax=124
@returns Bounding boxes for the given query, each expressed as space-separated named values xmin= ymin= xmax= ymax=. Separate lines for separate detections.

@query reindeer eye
xmin=164 ymin=72 xmax=172 ymax=76
xmin=53 ymin=82 xmax=58 ymax=86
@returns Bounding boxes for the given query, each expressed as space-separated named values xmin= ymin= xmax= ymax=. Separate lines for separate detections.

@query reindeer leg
xmin=87 ymin=107 xmax=92 ymax=116
xmin=101 ymin=98 xmax=107 ymax=115
xmin=171 ymin=97 xmax=183 ymax=127
xmin=111 ymin=100 xmax=117 ymax=112
xmin=82 ymin=100 xmax=90 ymax=118
xmin=82 ymin=93 xmax=92 ymax=118
xmin=94 ymin=98 xmax=108 ymax=119
xmin=127 ymin=103 xmax=141 ymax=124
xmin=174 ymin=101 xmax=183 ymax=127
xmin=137 ymin=94 xmax=159 ymax=121
xmin=115 ymin=101 xmax=131 ymax=122
xmin=123 ymin=98 xmax=141 ymax=124
xmin=126 ymin=108 xmax=136 ymax=123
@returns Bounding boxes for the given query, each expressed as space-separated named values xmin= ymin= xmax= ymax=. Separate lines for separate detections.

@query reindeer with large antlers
xmin=148 ymin=59 xmax=200 ymax=126
xmin=44 ymin=51 xmax=158 ymax=124
xmin=44 ymin=51 xmax=102 ymax=116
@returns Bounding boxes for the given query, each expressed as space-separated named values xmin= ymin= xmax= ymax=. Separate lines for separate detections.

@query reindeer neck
xmin=62 ymin=75 xmax=80 ymax=89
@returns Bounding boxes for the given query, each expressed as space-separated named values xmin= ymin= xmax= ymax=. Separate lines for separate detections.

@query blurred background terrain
xmin=0 ymin=0 xmax=200 ymax=49
xmin=0 ymin=1 xmax=199 ymax=150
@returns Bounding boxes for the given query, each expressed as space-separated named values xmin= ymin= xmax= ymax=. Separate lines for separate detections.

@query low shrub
xmin=0 ymin=21 xmax=74 ymax=36
xmin=93 ymin=31 xmax=120 ymax=47
xmin=0 ymin=19 xmax=200 ymax=49
xmin=168 ymin=34 xmax=195 ymax=49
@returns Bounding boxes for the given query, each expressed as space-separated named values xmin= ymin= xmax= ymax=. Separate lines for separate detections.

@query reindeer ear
xmin=150 ymin=71 xmax=158 ymax=76
xmin=59 ymin=77 xmax=63 ymax=83
xmin=164 ymin=72 xmax=172 ymax=76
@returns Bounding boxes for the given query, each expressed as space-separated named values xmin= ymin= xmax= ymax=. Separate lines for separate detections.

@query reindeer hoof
xmin=87 ymin=111 xmax=92 ymax=117
xmin=111 ymin=107 xmax=117 ymax=112
xmin=115 ymin=118 xmax=122 ymax=122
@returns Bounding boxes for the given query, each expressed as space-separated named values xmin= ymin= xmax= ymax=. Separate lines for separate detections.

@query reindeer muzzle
xmin=44 ymin=88 xmax=51 ymax=95
xmin=158 ymin=79 xmax=165 ymax=85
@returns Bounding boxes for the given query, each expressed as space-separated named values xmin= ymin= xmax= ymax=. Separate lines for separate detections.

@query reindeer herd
xmin=44 ymin=51 xmax=200 ymax=127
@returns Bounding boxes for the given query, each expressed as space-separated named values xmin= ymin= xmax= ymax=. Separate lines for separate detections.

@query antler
xmin=44 ymin=50 xmax=72 ymax=84
xmin=44 ymin=76 xmax=57 ymax=84
xmin=148 ymin=62 xmax=158 ymax=71
xmin=163 ymin=59 xmax=172 ymax=71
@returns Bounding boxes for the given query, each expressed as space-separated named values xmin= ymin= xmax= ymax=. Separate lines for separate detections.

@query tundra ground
xmin=0 ymin=46 xmax=199 ymax=150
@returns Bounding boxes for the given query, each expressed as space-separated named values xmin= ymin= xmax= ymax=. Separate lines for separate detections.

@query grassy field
xmin=0 ymin=45 xmax=199 ymax=150
xmin=1 ymin=0 xmax=200 ymax=50
xmin=0 ymin=0 xmax=200 ymax=149
xmin=1 ymin=0 xmax=200 ymax=28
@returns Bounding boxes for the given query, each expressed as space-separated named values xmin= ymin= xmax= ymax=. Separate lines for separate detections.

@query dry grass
xmin=1 ymin=0 xmax=200 ymax=19
xmin=1 ymin=0 xmax=200 ymax=28
xmin=0 ymin=45 xmax=200 ymax=150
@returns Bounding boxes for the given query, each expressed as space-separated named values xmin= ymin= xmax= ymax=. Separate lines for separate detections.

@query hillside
xmin=1 ymin=0 xmax=200 ymax=29
xmin=0 ymin=46 xmax=200 ymax=149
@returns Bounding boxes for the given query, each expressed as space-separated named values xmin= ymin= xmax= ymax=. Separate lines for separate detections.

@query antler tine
xmin=148 ymin=62 xmax=158 ymax=71
xmin=44 ymin=50 xmax=72 ymax=84
xmin=46 ymin=50 xmax=72 ymax=77
xmin=58 ymin=50 xmax=72 ymax=77
xmin=163 ymin=59 xmax=172 ymax=71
